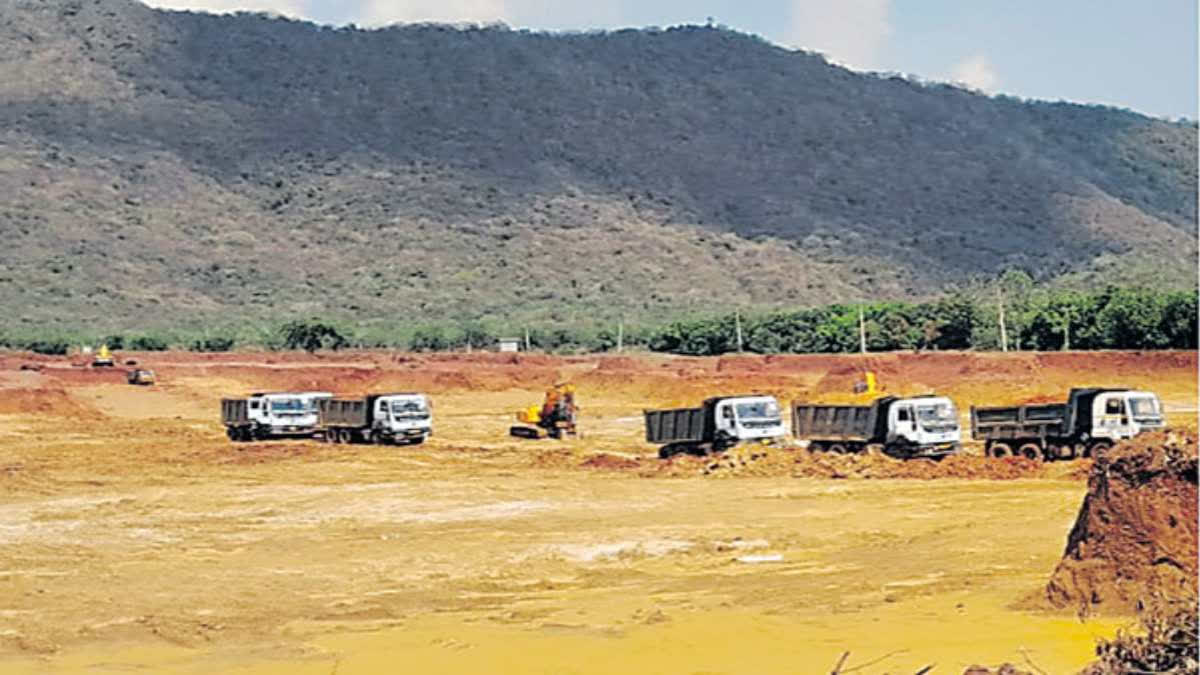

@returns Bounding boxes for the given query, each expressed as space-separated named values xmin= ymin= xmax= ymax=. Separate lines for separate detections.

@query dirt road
xmin=0 ymin=350 xmax=1193 ymax=673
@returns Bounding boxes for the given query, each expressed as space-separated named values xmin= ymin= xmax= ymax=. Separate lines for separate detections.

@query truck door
xmin=249 ymin=398 xmax=265 ymax=424
xmin=377 ymin=399 xmax=389 ymax=430
xmin=1095 ymin=394 xmax=1131 ymax=439
xmin=717 ymin=403 xmax=737 ymax=438
xmin=893 ymin=405 xmax=916 ymax=443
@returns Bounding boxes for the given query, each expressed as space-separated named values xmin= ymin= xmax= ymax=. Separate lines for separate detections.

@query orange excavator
xmin=510 ymin=383 xmax=578 ymax=439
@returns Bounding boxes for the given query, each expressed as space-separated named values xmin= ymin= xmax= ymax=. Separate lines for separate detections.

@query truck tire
xmin=808 ymin=442 xmax=826 ymax=453
xmin=1086 ymin=440 xmax=1112 ymax=457
xmin=827 ymin=443 xmax=848 ymax=454
xmin=409 ymin=436 xmax=426 ymax=446
xmin=361 ymin=430 xmax=375 ymax=445
xmin=988 ymin=442 xmax=1013 ymax=458
xmin=1017 ymin=443 xmax=1042 ymax=461
xmin=338 ymin=428 xmax=353 ymax=444
xmin=226 ymin=427 xmax=239 ymax=441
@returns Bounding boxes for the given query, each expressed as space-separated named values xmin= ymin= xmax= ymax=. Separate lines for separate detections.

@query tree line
xmin=1 ymin=284 xmax=1194 ymax=355
xmin=649 ymin=286 xmax=1197 ymax=355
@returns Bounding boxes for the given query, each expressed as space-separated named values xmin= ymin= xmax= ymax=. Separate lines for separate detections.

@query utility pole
xmin=998 ymin=288 xmax=1008 ymax=353
xmin=858 ymin=305 xmax=867 ymax=354
xmin=1063 ymin=309 xmax=1071 ymax=351
xmin=524 ymin=327 xmax=531 ymax=352
xmin=617 ymin=320 xmax=624 ymax=354
xmin=734 ymin=310 xmax=744 ymax=353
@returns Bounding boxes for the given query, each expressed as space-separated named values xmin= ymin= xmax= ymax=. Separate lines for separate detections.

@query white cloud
xmin=782 ymin=0 xmax=892 ymax=71
xmin=356 ymin=0 xmax=510 ymax=26
xmin=949 ymin=53 xmax=998 ymax=92
xmin=142 ymin=0 xmax=306 ymax=18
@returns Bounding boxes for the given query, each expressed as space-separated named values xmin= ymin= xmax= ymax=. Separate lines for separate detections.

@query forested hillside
xmin=0 ymin=0 xmax=1195 ymax=346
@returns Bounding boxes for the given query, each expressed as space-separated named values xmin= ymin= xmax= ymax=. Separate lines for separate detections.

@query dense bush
xmin=279 ymin=319 xmax=348 ymax=353
xmin=128 ymin=335 xmax=169 ymax=351
xmin=190 ymin=336 xmax=236 ymax=352
xmin=25 ymin=340 xmax=70 ymax=355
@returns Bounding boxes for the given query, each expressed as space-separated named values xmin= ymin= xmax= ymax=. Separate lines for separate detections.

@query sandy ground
xmin=0 ymin=350 xmax=1194 ymax=674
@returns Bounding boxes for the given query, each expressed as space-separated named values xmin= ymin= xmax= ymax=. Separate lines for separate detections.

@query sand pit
xmin=1045 ymin=432 xmax=1199 ymax=615
xmin=0 ymin=349 xmax=1194 ymax=673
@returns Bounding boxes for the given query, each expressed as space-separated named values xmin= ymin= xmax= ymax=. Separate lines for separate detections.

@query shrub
xmin=279 ymin=319 xmax=348 ymax=353
xmin=190 ymin=336 xmax=236 ymax=352
xmin=128 ymin=335 xmax=169 ymax=351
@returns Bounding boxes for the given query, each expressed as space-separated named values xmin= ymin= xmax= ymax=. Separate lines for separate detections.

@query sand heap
xmin=635 ymin=445 xmax=1045 ymax=480
xmin=1046 ymin=432 xmax=1198 ymax=614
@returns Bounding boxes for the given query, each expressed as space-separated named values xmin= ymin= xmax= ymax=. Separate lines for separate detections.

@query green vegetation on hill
xmin=0 ymin=0 xmax=1195 ymax=337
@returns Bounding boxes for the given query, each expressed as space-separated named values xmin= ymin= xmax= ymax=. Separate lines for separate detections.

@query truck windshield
xmin=735 ymin=401 xmax=781 ymax=421
xmin=917 ymin=403 xmax=956 ymax=422
xmin=1129 ymin=397 xmax=1161 ymax=417
xmin=391 ymin=401 xmax=429 ymax=418
xmin=917 ymin=403 xmax=958 ymax=432
xmin=269 ymin=399 xmax=306 ymax=413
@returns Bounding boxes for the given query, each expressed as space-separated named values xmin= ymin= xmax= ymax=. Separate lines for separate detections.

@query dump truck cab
xmin=708 ymin=395 xmax=786 ymax=444
xmin=1084 ymin=389 xmax=1165 ymax=442
xmin=372 ymin=393 xmax=433 ymax=442
xmin=647 ymin=394 xmax=785 ymax=458
xmin=248 ymin=392 xmax=320 ymax=436
xmin=887 ymin=395 xmax=961 ymax=450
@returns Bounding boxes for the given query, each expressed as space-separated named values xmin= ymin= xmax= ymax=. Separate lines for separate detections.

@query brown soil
xmin=0 ymin=349 xmax=1194 ymax=673
xmin=632 ymin=446 xmax=1046 ymax=479
xmin=1045 ymin=432 xmax=1199 ymax=615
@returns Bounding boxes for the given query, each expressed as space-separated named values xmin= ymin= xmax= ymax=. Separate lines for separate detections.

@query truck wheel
xmin=1086 ymin=440 xmax=1112 ymax=457
xmin=808 ymin=442 xmax=826 ymax=453
xmin=339 ymin=429 xmax=353 ymax=444
xmin=410 ymin=436 xmax=425 ymax=446
xmin=988 ymin=442 xmax=1012 ymax=459
xmin=1017 ymin=443 xmax=1042 ymax=461
xmin=361 ymin=430 xmax=375 ymax=445
xmin=226 ymin=427 xmax=239 ymax=441
xmin=827 ymin=443 xmax=848 ymax=454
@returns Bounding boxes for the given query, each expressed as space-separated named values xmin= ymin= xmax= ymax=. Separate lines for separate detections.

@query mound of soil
xmin=580 ymin=453 xmax=641 ymax=470
xmin=645 ymin=446 xmax=1045 ymax=480
xmin=0 ymin=386 xmax=96 ymax=416
xmin=1045 ymin=433 xmax=1198 ymax=615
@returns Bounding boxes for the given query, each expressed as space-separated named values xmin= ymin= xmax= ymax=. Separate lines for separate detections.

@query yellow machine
xmin=510 ymin=383 xmax=578 ymax=439
xmin=127 ymin=369 xmax=156 ymax=386
xmin=853 ymin=371 xmax=879 ymax=396
xmin=92 ymin=344 xmax=115 ymax=368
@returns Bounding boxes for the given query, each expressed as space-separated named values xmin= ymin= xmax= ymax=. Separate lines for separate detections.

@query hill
xmin=0 ymin=0 xmax=1195 ymax=341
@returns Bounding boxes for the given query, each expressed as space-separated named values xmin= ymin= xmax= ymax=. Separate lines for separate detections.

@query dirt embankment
xmin=569 ymin=445 xmax=1047 ymax=480
xmin=1045 ymin=432 xmax=1198 ymax=615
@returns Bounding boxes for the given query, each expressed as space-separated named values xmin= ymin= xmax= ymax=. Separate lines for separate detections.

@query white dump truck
xmin=971 ymin=387 xmax=1165 ymax=460
xmin=221 ymin=392 xmax=322 ymax=441
xmin=791 ymin=395 xmax=962 ymax=459
xmin=645 ymin=394 xmax=786 ymax=458
xmin=318 ymin=393 xmax=433 ymax=445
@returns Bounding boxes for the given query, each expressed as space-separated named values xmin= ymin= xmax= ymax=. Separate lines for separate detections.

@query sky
xmin=142 ymin=0 xmax=1198 ymax=120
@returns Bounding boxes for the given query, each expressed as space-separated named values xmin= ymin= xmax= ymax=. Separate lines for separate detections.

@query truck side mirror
xmin=722 ymin=407 xmax=733 ymax=420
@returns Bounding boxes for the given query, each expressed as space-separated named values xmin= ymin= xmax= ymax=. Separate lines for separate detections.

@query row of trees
xmin=2 ymin=285 xmax=1194 ymax=355
xmin=648 ymin=286 xmax=1197 ymax=355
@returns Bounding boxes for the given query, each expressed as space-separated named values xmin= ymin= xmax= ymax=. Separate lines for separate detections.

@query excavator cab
xmin=510 ymin=383 xmax=578 ymax=439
